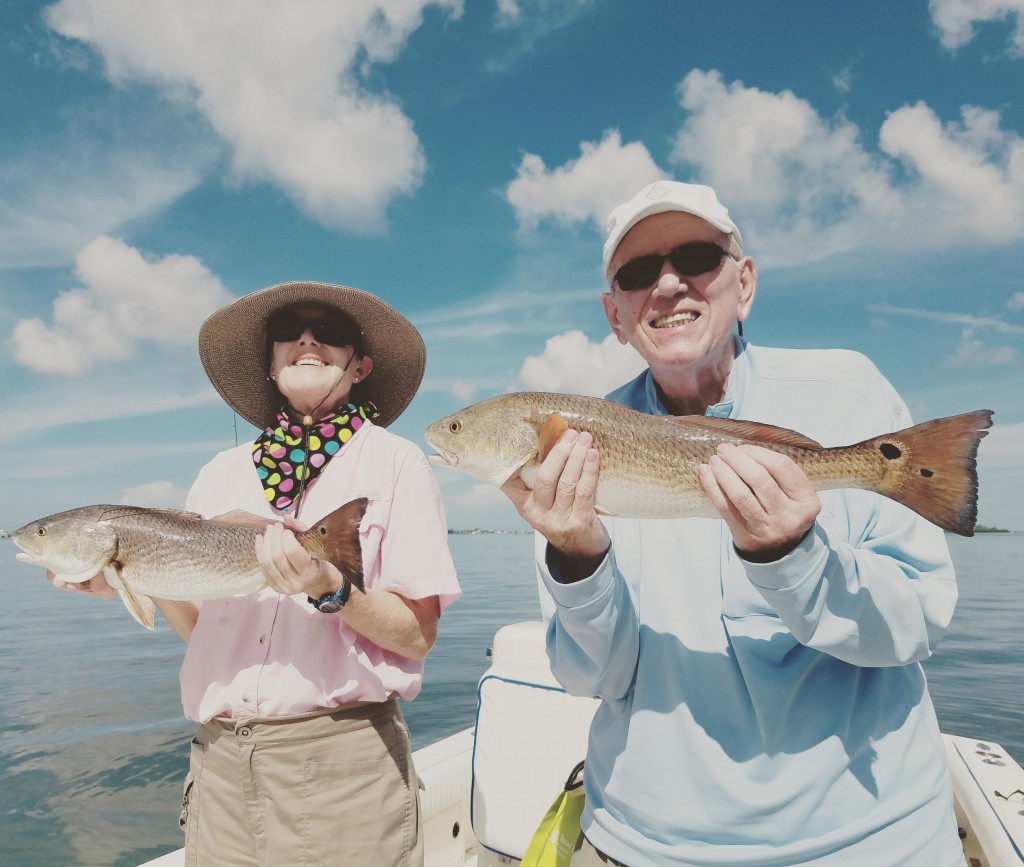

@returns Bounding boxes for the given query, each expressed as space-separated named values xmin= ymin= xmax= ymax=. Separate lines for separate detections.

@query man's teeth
xmin=653 ymin=312 xmax=697 ymax=328
xmin=295 ymin=358 xmax=327 ymax=367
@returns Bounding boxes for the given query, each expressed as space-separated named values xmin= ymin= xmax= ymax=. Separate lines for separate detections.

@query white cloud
xmin=509 ymin=70 xmax=1024 ymax=266
xmin=671 ymin=70 xmax=906 ymax=263
xmin=45 ymin=0 xmax=463 ymax=233
xmin=496 ymin=0 xmax=523 ymax=24
xmin=0 ymin=150 xmax=206 ymax=270
xmin=832 ymin=64 xmax=855 ymax=95
xmin=949 ymin=327 xmax=1018 ymax=367
xmin=929 ymin=0 xmax=1024 ymax=53
xmin=120 ymin=481 xmax=187 ymax=509
xmin=10 ymin=236 xmax=233 ymax=375
xmin=868 ymin=304 xmax=1024 ymax=334
xmin=1009 ymin=292 xmax=1024 ymax=310
xmin=487 ymin=0 xmax=594 ymax=71
xmin=449 ymin=379 xmax=479 ymax=403
xmin=878 ymin=102 xmax=1024 ymax=243
xmin=505 ymin=130 xmax=663 ymax=231
xmin=978 ymin=420 xmax=1024 ymax=466
xmin=518 ymin=330 xmax=646 ymax=396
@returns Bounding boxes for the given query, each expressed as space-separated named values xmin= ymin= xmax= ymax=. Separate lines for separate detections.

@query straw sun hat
xmin=199 ymin=281 xmax=426 ymax=430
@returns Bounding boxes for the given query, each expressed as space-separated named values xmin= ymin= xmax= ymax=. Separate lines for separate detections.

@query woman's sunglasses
xmin=267 ymin=314 xmax=361 ymax=348
xmin=612 ymin=241 xmax=732 ymax=292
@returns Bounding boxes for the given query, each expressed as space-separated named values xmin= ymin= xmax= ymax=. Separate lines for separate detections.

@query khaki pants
xmin=180 ymin=698 xmax=422 ymax=867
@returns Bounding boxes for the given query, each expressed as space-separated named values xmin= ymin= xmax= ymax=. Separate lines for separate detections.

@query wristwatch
xmin=308 ymin=575 xmax=352 ymax=613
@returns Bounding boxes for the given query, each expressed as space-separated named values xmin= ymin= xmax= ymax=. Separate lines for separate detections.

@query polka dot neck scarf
xmin=252 ymin=402 xmax=378 ymax=514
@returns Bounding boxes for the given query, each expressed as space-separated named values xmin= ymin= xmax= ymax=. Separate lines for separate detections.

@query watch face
xmin=316 ymin=597 xmax=344 ymax=614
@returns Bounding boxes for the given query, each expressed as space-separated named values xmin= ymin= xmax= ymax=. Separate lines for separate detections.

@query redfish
xmin=7 ymin=499 xmax=367 ymax=628
xmin=424 ymin=392 xmax=992 ymax=536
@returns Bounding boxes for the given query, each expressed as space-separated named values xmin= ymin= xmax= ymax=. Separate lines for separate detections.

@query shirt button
xmin=259 ymin=634 xmax=266 ymax=644
xmin=242 ymin=693 xmax=251 ymax=703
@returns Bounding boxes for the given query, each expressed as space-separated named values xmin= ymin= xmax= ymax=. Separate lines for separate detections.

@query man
xmin=501 ymin=182 xmax=963 ymax=866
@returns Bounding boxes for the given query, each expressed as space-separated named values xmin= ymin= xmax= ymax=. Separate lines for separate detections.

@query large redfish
xmin=424 ymin=393 xmax=992 ymax=536
xmin=6 ymin=499 xmax=367 ymax=629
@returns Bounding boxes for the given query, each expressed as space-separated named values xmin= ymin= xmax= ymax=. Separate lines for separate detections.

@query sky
xmin=1 ymin=0 xmax=1022 ymax=536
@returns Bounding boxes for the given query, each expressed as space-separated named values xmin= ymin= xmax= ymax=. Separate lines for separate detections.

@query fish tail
xmin=302 ymin=497 xmax=369 ymax=592
xmin=864 ymin=410 xmax=993 ymax=536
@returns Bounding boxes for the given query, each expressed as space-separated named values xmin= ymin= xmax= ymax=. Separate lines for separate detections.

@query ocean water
xmin=0 ymin=532 xmax=1020 ymax=867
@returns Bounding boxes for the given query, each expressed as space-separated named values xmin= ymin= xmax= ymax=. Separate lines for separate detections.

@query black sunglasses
xmin=267 ymin=313 xmax=361 ymax=348
xmin=612 ymin=241 xmax=732 ymax=292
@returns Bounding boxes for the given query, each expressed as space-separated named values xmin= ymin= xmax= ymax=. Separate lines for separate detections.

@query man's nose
xmin=651 ymin=268 xmax=688 ymax=297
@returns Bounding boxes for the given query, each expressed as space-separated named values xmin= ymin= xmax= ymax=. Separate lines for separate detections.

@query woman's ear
xmin=354 ymin=355 xmax=374 ymax=382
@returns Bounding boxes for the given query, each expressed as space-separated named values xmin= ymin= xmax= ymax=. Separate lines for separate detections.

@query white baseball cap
xmin=602 ymin=181 xmax=743 ymax=283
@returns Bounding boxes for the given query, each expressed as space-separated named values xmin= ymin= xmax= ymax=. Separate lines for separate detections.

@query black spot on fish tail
xmin=868 ymin=409 xmax=993 ymax=536
xmin=303 ymin=498 xmax=369 ymax=593
xmin=879 ymin=442 xmax=902 ymax=460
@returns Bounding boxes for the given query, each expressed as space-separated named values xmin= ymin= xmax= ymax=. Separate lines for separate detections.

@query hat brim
xmin=199 ymin=281 xmax=425 ymax=430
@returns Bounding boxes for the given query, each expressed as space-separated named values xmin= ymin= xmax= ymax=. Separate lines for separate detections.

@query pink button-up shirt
xmin=179 ymin=422 xmax=460 ymax=723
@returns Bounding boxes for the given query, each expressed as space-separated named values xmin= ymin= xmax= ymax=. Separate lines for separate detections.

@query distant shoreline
xmin=448 ymin=528 xmax=531 ymax=535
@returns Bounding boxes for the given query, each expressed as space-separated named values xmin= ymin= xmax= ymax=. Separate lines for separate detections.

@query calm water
xmin=0 ymin=532 xmax=1020 ymax=866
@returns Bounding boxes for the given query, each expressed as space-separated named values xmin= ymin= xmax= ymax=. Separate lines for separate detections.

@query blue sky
xmin=1 ymin=0 xmax=1022 ymax=535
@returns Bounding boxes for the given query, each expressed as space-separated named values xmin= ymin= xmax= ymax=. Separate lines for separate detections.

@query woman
xmin=58 ymin=280 xmax=460 ymax=866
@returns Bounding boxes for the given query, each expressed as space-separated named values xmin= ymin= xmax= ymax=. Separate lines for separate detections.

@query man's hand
xmin=699 ymin=443 xmax=821 ymax=562
xmin=501 ymin=429 xmax=610 ymax=580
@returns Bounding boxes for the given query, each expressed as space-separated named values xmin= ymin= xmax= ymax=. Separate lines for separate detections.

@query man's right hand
xmin=500 ymin=429 xmax=610 ymax=581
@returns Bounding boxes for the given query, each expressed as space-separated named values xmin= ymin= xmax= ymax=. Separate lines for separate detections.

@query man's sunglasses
xmin=612 ymin=241 xmax=733 ymax=292
xmin=267 ymin=314 xmax=361 ymax=348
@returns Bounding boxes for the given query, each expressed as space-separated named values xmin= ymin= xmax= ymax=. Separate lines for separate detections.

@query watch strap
xmin=308 ymin=574 xmax=352 ymax=613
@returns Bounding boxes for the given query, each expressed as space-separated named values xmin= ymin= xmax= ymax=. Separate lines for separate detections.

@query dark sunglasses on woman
xmin=267 ymin=313 xmax=362 ymax=348
xmin=612 ymin=241 xmax=734 ymax=292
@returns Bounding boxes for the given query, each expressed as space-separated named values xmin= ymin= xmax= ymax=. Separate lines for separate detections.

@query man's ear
xmin=601 ymin=292 xmax=629 ymax=346
xmin=736 ymin=258 xmax=757 ymax=325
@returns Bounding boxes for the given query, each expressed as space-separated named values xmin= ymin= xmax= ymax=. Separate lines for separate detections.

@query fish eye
xmin=36 ymin=527 xmax=46 ymax=537
xmin=448 ymin=420 xmax=463 ymax=434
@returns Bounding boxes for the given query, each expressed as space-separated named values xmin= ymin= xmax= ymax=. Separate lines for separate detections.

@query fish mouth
xmin=652 ymin=311 xmax=699 ymax=329
xmin=428 ymin=449 xmax=458 ymax=469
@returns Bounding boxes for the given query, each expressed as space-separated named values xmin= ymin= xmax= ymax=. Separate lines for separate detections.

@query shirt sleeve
xmin=741 ymin=497 xmax=956 ymax=667
xmin=377 ymin=446 xmax=461 ymax=611
xmin=539 ymin=543 xmax=640 ymax=700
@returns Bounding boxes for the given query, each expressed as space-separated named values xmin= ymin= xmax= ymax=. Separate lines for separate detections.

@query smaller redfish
xmin=6 ymin=498 xmax=368 ymax=629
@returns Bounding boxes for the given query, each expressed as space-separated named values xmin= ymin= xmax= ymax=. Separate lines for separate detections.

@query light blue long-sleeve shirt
xmin=539 ymin=340 xmax=964 ymax=866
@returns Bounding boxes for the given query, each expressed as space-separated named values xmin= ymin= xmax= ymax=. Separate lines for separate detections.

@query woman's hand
xmin=255 ymin=517 xmax=337 ymax=599
xmin=47 ymin=570 xmax=118 ymax=600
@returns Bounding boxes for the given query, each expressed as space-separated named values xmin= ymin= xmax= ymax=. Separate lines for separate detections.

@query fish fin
xmin=300 ymin=498 xmax=368 ymax=594
xmin=861 ymin=409 xmax=993 ymax=536
xmin=539 ymin=412 xmax=571 ymax=462
xmin=103 ymin=564 xmax=155 ymax=630
xmin=208 ymin=510 xmax=280 ymax=530
xmin=595 ymin=506 xmax=617 ymax=516
xmin=665 ymin=415 xmax=824 ymax=449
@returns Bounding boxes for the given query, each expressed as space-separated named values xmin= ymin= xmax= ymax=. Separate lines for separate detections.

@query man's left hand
xmin=698 ymin=443 xmax=821 ymax=562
